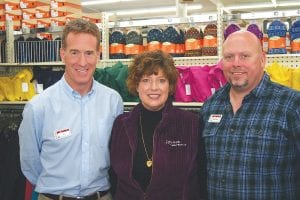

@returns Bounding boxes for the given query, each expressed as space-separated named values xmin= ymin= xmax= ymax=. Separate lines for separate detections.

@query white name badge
xmin=208 ymin=114 xmax=222 ymax=123
xmin=54 ymin=128 xmax=71 ymax=140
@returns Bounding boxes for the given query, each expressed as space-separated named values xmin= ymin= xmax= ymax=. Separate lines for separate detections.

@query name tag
xmin=208 ymin=114 xmax=222 ymax=123
xmin=54 ymin=128 xmax=71 ymax=140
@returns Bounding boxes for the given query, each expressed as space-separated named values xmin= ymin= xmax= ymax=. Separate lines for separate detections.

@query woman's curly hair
xmin=127 ymin=50 xmax=178 ymax=96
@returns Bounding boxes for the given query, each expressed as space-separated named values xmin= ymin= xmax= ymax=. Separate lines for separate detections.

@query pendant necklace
xmin=139 ymin=114 xmax=153 ymax=168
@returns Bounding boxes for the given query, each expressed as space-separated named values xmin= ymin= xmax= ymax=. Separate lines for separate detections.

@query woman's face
xmin=137 ymin=69 xmax=170 ymax=111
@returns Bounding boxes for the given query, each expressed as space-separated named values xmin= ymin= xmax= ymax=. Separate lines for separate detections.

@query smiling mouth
xmin=232 ymin=72 xmax=244 ymax=75
xmin=76 ymin=68 xmax=88 ymax=73
xmin=148 ymin=94 xmax=160 ymax=98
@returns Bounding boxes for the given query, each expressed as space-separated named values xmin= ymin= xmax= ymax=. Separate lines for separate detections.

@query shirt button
xmin=221 ymin=179 xmax=226 ymax=183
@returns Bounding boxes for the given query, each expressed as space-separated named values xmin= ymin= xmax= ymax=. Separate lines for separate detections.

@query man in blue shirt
xmin=200 ymin=30 xmax=300 ymax=200
xmin=18 ymin=19 xmax=123 ymax=200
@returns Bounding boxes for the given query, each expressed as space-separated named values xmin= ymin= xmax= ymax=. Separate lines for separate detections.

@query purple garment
xmin=247 ymin=24 xmax=263 ymax=40
xmin=110 ymin=101 xmax=207 ymax=200
xmin=224 ymin=24 xmax=240 ymax=40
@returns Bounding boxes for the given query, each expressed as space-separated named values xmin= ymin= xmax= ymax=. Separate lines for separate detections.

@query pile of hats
xmin=109 ymin=30 xmax=127 ymax=59
xmin=247 ymin=23 xmax=263 ymax=40
xmin=290 ymin=20 xmax=300 ymax=54
xmin=125 ymin=29 xmax=144 ymax=58
xmin=224 ymin=23 xmax=263 ymax=41
xmin=162 ymin=26 xmax=183 ymax=57
xmin=147 ymin=28 xmax=163 ymax=51
xmin=184 ymin=26 xmax=203 ymax=57
xmin=267 ymin=20 xmax=287 ymax=54
xmin=202 ymin=23 xmax=217 ymax=56
xmin=224 ymin=23 xmax=240 ymax=40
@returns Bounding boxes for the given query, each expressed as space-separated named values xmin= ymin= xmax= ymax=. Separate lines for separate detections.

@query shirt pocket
xmin=202 ymin=122 xmax=219 ymax=137
xmin=245 ymin=127 xmax=288 ymax=155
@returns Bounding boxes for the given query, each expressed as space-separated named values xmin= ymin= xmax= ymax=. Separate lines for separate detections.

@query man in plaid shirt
xmin=200 ymin=30 xmax=300 ymax=200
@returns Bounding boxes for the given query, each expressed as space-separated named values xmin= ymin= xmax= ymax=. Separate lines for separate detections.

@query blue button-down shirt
xmin=19 ymin=76 xmax=123 ymax=196
xmin=200 ymin=73 xmax=300 ymax=200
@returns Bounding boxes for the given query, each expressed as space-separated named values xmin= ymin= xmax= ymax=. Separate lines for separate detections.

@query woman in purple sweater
xmin=110 ymin=50 xmax=207 ymax=200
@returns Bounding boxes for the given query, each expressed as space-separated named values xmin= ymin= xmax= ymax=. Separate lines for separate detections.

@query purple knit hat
xmin=224 ymin=23 xmax=240 ymax=40
xmin=247 ymin=24 xmax=263 ymax=40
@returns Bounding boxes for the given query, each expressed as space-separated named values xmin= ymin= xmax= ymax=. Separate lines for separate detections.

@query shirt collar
xmin=61 ymin=75 xmax=95 ymax=98
xmin=248 ymin=72 xmax=270 ymax=98
xmin=217 ymin=72 xmax=270 ymax=101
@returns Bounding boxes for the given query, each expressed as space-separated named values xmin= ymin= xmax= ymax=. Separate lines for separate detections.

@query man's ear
xmin=60 ymin=48 xmax=65 ymax=63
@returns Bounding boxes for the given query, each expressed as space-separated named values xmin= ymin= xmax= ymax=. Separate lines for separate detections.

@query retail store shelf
xmin=100 ymin=56 xmax=219 ymax=67
xmin=0 ymin=62 xmax=64 ymax=67
xmin=266 ymin=54 xmax=300 ymax=67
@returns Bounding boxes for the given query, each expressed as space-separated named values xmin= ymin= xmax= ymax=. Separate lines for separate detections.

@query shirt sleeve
xmin=115 ymin=93 xmax=124 ymax=117
xmin=18 ymin=103 xmax=43 ymax=185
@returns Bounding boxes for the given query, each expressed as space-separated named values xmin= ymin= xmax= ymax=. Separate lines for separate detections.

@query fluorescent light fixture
xmin=271 ymin=0 xmax=276 ymax=6
xmin=241 ymin=9 xmax=300 ymax=19
xmin=224 ymin=2 xmax=300 ymax=11
xmin=187 ymin=4 xmax=203 ymax=10
xmin=277 ymin=2 xmax=300 ymax=7
xmin=82 ymin=0 xmax=136 ymax=6
xmin=113 ymin=4 xmax=202 ymax=16
xmin=116 ymin=7 xmax=175 ymax=16
xmin=224 ymin=3 xmax=273 ymax=10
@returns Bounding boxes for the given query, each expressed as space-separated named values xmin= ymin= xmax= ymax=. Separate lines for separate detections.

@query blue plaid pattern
xmin=200 ymin=73 xmax=300 ymax=200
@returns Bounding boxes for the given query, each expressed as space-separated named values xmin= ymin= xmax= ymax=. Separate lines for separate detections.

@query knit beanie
xmin=267 ymin=20 xmax=287 ymax=54
xmin=125 ymin=29 xmax=143 ymax=58
xmin=290 ymin=20 xmax=300 ymax=53
xmin=162 ymin=26 xmax=180 ymax=55
xmin=147 ymin=28 xmax=163 ymax=43
xmin=147 ymin=28 xmax=163 ymax=51
xmin=224 ymin=23 xmax=240 ymax=40
xmin=184 ymin=26 xmax=203 ymax=57
xmin=247 ymin=23 xmax=263 ymax=40
xmin=202 ymin=23 xmax=217 ymax=56
xmin=109 ymin=30 xmax=126 ymax=59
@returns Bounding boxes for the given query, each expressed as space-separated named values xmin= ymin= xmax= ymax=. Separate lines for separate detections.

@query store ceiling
xmin=81 ymin=0 xmax=300 ymax=19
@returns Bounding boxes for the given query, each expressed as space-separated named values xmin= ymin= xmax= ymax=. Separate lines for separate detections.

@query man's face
xmin=222 ymin=32 xmax=266 ymax=93
xmin=60 ymin=32 xmax=99 ymax=94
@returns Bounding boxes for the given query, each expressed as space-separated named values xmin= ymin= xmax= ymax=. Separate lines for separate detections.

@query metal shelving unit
xmin=1 ymin=3 xmax=300 ymax=105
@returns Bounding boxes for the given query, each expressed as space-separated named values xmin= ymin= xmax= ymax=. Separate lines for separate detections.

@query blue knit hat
xmin=267 ymin=20 xmax=287 ymax=54
xmin=147 ymin=28 xmax=163 ymax=43
xmin=267 ymin=20 xmax=287 ymax=38
xmin=290 ymin=20 xmax=300 ymax=41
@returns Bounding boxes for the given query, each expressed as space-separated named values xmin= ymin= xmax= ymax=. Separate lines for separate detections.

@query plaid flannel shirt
xmin=200 ymin=73 xmax=300 ymax=200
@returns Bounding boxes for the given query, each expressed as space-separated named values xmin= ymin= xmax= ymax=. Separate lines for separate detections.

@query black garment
xmin=1 ymin=39 xmax=6 ymax=63
xmin=32 ymin=67 xmax=64 ymax=89
xmin=0 ymin=105 xmax=25 ymax=200
xmin=132 ymin=106 xmax=163 ymax=191
xmin=14 ymin=36 xmax=25 ymax=63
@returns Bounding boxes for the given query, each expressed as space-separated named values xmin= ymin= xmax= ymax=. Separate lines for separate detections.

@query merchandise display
xmin=147 ymin=27 xmax=163 ymax=51
xmin=267 ymin=20 xmax=287 ymax=54
xmin=109 ymin=30 xmax=126 ymax=59
xmin=0 ymin=1 xmax=300 ymax=200
xmin=202 ymin=23 xmax=218 ymax=56
xmin=125 ymin=29 xmax=143 ymax=58
xmin=184 ymin=26 xmax=203 ymax=57
xmin=290 ymin=19 xmax=300 ymax=53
